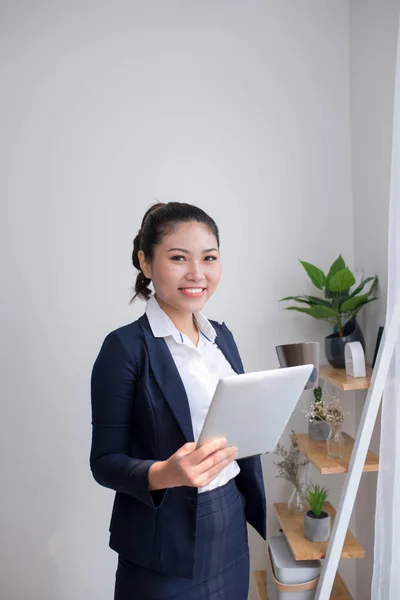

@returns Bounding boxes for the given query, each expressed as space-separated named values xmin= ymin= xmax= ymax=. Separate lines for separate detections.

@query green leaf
xmin=326 ymin=268 xmax=355 ymax=293
xmin=340 ymin=293 xmax=370 ymax=313
xmin=370 ymin=276 xmax=379 ymax=296
xmin=299 ymin=260 xmax=326 ymax=290
xmin=285 ymin=306 xmax=337 ymax=319
xmin=302 ymin=295 xmax=333 ymax=308
xmin=327 ymin=255 xmax=346 ymax=282
xmin=345 ymin=297 xmax=378 ymax=316
xmin=305 ymin=484 xmax=329 ymax=517
xmin=346 ymin=276 xmax=377 ymax=300
xmin=330 ymin=295 xmax=347 ymax=308
xmin=279 ymin=296 xmax=313 ymax=304
xmin=280 ymin=295 xmax=332 ymax=308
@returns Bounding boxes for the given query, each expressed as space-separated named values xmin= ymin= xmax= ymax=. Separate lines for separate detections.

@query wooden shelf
xmin=273 ymin=502 xmax=364 ymax=561
xmin=296 ymin=432 xmax=379 ymax=474
xmin=319 ymin=364 xmax=372 ymax=390
xmin=252 ymin=570 xmax=352 ymax=599
xmin=253 ymin=570 xmax=268 ymax=600
xmin=332 ymin=572 xmax=353 ymax=599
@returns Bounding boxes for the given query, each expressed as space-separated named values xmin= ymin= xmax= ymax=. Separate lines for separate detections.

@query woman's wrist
xmin=148 ymin=460 xmax=172 ymax=491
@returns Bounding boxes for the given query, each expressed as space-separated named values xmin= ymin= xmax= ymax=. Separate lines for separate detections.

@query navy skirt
xmin=114 ymin=478 xmax=249 ymax=600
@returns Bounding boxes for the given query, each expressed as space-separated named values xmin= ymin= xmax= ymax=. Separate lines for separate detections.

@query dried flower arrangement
xmin=325 ymin=397 xmax=345 ymax=424
xmin=304 ymin=386 xmax=345 ymax=424
xmin=273 ymin=431 xmax=309 ymax=493
xmin=304 ymin=386 xmax=326 ymax=422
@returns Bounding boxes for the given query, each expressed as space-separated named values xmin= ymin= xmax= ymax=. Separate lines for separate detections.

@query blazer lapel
xmin=212 ymin=324 xmax=245 ymax=375
xmin=139 ymin=314 xmax=195 ymax=443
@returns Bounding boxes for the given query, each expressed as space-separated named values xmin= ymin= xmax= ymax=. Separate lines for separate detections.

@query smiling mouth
xmin=179 ymin=287 xmax=206 ymax=295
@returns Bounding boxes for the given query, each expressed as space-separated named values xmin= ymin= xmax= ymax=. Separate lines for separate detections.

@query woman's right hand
xmin=148 ymin=438 xmax=238 ymax=491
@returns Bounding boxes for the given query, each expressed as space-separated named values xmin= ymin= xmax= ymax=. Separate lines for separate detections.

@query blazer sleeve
xmin=90 ymin=331 xmax=167 ymax=509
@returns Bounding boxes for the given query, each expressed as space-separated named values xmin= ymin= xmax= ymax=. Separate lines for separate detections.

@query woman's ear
xmin=138 ymin=250 xmax=152 ymax=280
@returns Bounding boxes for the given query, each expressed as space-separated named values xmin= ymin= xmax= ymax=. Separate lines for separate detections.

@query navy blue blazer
xmin=90 ymin=313 xmax=267 ymax=578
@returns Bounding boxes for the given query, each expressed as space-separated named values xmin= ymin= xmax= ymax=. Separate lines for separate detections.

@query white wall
xmin=349 ymin=1 xmax=400 ymax=598
xmin=1 ymin=2 xmax=355 ymax=599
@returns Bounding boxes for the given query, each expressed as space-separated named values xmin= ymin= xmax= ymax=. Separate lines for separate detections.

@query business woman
xmin=90 ymin=201 xmax=267 ymax=599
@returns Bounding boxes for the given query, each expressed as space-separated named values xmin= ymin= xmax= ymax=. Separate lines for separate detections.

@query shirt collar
xmin=145 ymin=294 xmax=216 ymax=344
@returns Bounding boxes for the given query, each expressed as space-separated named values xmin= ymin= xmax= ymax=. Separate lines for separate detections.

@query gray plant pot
xmin=304 ymin=510 xmax=331 ymax=542
xmin=308 ymin=420 xmax=331 ymax=441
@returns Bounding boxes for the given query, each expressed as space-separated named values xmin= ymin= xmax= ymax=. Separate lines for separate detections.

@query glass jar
xmin=327 ymin=422 xmax=345 ymax=458
xmin=288 ymin=486 xmax=306 ymax=512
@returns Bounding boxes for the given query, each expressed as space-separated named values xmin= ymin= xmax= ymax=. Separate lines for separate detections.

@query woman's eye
xmin=170 ymin=255 xmax=218 ymax=262
xmin=171 ymin=255 xmax=186 ymax=261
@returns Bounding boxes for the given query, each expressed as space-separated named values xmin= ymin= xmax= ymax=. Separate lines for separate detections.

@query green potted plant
xmin=279 ymin=255 xmax=378 ymax=368
xmin=304 ymin=386 xmax=330 ymax=441
xmin=273 ymin=431 xmax=309 ymax=513
xmin=303 ymin=484 xmax=330 ymax=542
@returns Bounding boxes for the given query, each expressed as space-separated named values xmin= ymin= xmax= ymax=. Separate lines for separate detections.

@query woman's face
xmin=138 ymin=221 xmax=222 ymax=314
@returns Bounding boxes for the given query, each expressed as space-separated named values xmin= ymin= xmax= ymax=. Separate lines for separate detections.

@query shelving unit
xmin=296 ymin=433 xmax=379 ymax=474
xmin=252 ymin=362 xmax=377 ymax=599
xmin=252 ymin=570 xmax=352 ymax=600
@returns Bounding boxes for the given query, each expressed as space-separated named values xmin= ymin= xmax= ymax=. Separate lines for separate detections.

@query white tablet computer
xmin=197 ymin=364 xmax=313 ymax=459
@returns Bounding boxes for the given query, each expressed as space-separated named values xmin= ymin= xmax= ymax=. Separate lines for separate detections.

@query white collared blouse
xmin=145 ymin=294 xmax=240 ymax=493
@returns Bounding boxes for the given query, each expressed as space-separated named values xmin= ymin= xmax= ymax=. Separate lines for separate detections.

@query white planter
xmin=267 ymin=536 xmax=321 ymax=599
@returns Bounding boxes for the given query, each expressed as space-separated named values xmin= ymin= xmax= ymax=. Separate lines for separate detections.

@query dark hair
xmin=130 ymin=202 xmax=220 ymax=303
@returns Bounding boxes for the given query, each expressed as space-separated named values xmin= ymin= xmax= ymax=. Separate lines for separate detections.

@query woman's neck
xmin=155 ymin=295 xmax=198 ymax=337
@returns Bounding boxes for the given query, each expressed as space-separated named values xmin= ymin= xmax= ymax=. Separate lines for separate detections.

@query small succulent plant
xmin=304 ymin=484 xmax=329 ymax=517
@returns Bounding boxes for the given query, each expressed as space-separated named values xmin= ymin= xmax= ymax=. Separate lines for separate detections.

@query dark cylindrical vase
xmin=324 ymin=319 xmax=365 ymax=369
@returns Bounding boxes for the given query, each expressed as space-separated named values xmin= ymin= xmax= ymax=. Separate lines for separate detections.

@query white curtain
xmin=371 ymin=13 xmax=400 ymax=600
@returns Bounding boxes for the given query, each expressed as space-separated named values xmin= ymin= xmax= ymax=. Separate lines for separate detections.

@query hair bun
xmin=132 ymin=231 xmax=142 ymax=270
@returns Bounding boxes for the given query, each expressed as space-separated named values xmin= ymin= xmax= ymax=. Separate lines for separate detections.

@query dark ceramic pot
xmin=324 ymin=319 xmax=365 ymax=369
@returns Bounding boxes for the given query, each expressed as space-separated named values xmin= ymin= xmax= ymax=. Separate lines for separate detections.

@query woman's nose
xmin=185 ymin=261 xmax=205 ymax=281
